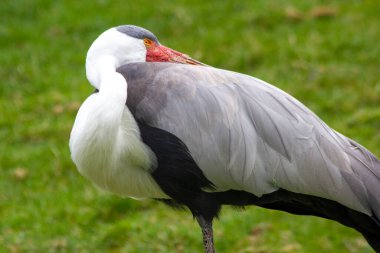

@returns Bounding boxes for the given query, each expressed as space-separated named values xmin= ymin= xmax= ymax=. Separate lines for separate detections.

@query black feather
xmin=137 ymin=120 xmax=380 ymax=251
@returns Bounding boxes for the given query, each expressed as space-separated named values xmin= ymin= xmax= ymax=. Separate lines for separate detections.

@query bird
xmin=69 ymin=25 xmax=380 ymax=253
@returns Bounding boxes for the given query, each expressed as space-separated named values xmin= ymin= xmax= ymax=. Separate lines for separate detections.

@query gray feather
xmin=116 ymin=25 xmax=159 ymax=43
xmin=117 ymin=62 xmax=380 ymax=218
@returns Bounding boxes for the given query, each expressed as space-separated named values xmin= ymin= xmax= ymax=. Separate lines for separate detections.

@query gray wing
xmin=118 ymin=62 xmax=380 ymax=218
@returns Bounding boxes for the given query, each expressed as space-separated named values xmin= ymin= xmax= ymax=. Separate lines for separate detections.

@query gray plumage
xmin=118 ymin=62 xmax=380 ymax=220
xmin=117 ymin=25 xmax=159 ymax=43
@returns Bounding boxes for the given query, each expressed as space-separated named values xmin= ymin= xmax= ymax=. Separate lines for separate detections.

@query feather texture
xmin=118 ymin=62 xmax=380 ymax=218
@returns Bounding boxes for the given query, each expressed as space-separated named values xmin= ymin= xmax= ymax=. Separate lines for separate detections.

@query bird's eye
xmin=144 ymin=38 xmax=153 ymax=47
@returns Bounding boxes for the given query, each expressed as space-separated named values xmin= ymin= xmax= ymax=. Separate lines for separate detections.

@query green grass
xmin=1 ymin=0 xmax=379 ymax=252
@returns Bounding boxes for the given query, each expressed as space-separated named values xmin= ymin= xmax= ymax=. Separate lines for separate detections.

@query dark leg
xmin=196 ymin=215 xmax=215 ymax=253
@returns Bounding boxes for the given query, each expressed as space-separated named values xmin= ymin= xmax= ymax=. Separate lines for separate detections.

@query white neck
xmin=86 ymin=54 xmax=119 ymax=88
xmin=85 ymin=27 xmax=146 ymax=89
xmin=86 ymin=56 xmax=128 ymax=118
xmin=70 ymin=53 xmax=166 ymax=199
xmin=70 ymin=27 xmax=167 ymax=199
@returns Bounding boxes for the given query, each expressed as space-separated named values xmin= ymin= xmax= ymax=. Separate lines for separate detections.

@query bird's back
xmin=118 ymin=62 xmax=380 ymax=220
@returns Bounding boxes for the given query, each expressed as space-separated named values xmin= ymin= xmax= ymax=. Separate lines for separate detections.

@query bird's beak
xmin=146 ymin=44 xmax=206 ymax=66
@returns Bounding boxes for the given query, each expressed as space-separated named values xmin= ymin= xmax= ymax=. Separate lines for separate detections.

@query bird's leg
xmin=196 ymin=215 xmax=215 ymax=253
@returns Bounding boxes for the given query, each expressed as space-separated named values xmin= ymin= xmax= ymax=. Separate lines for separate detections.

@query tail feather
xmin=344 ymin=139 xmax=380 ymax=220
xmin=347 ymin=213 xmax=380 ymax=252
xmin=363 ymin=233 xmax=380 ymax=253
xmin=315 ymin=141 xmax=380 ymax=252
xmin=253 ymin=189 xmax=380 ymax=252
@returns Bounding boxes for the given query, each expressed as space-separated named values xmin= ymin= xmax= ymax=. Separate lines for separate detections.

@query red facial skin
xmin=146 ymin=42 xmax=205 ymax=66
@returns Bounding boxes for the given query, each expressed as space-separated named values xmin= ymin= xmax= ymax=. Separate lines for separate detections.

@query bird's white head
xmin=85 ymin=25 xmax=204 ymax=89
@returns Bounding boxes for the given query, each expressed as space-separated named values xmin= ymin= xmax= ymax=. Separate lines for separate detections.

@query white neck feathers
xmin=69 ymin=29 xmax=166 ymax=199
xmin=85 ymin=28 xmax=146 ymax=89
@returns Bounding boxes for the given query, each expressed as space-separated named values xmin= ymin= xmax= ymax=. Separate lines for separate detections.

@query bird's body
xmin=70 ymin=25 xmax=380 ymax=252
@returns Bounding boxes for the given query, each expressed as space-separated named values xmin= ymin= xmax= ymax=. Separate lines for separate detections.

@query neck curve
xmin=85 ymin=54 xmax=129 ymax=123
xmin=71 ymin=52 xmax=165 ymax=199
xmin=86 ymin=55 xmax=120 ymax=90
xmin=85 ymin=27 xmax=147 ymax=89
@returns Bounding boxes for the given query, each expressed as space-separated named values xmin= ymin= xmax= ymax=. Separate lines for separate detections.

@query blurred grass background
xmin=1 ymin=0 xmax=379 ymax=252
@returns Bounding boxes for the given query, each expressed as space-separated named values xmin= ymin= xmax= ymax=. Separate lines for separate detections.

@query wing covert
xmin=118 ymin=62 xmax=379 ymax=216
